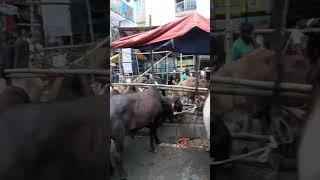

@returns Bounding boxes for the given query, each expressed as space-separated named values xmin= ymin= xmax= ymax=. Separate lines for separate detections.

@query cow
xmin=0 ymin=86 xmax=30 ymax=111
xmin=175 ymin=77 xmax=209 ymax=104
xmin=211 ymin=48 xmax=312 ymax=166
xmin=110 ymin=86 xmax=120 ymax=96
xmin=110 ymin=87 xmax=177 ymax=180
xmin=47 ymin=75 xmax=94 ymax=102
xmin=0 ymin=78 xmax=42 ymax=103
xmin=0 ymin=95 xmax=108 ymax=180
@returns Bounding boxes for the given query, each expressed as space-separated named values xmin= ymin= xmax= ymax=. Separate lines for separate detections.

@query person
xmin=227 ymin=22 xmax=256 ymax=61
xmin=287 ymin=19 xmax=308 ymax=57
xmin=182 ymin=68 xmax=191 ymax=81
xmin=0 ymin=31 xmax=12 ymax=70
xmin=10 ymin=29 xmax=30 ymax=68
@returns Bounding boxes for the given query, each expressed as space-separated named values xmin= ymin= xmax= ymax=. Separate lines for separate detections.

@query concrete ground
xmin=111 ymin=136 xmax=210 ymax=180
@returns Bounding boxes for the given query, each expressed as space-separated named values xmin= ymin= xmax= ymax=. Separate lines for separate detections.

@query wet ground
xmin=111 ymin=136 xmax=210 ymax=180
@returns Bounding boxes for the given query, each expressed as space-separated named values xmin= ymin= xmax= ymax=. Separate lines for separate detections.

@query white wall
xmin=197 ymin=0 xmax=210 ymax=18
xmin=145 ymin=0 xmax=176 ymax=26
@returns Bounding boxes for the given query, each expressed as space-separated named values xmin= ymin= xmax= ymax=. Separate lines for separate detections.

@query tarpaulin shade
xmin=140 ymin=27 xmax=209 ymax=55
xmin=111 ymin=13 xmax=210 ymax=54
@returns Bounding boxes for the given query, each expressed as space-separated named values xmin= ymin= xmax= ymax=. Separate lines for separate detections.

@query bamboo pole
xmin=132 ymin=52 xmax=172 ymax=82
xmin=212 ymin=87 xmax=309 ymax=99
xmin=116 ymin=50 xmax=171 ymax=55
xmin=112 ymin=83 xmax=208 ymax=93
xmin=213 ymin=28 xmax=320 ymax=36
xmin=30 ymin=0 xmax=35 ymax=36
xmin=150 ymin=49 xmax=156 ymax=83
xmin=180 ymin=53 xmax=183 ymax=80
xmin=31 ymin=41 xmax=102 ymax=54
xmin=166 ymin=52 xmax=169 ymax=84
xmin=3 ymin=69 xmax=109 ymax=76
xmin=231 ymin=133 xmax=270 ymax=142
xmin=71 ymin=38 xmax=108 ymax=65
xmin=194 ymin=54 xmax=200 ymax=100
xmin=224 ymin=0 xmax=232 ymax=54
xmin=119 ymin=51 xmax=123 ymax=75
xmin=7 ymin=1 xmax=71 ymax=5
xmin=111 ymin=82 xmax=309 ymax=98
xmin=211 ymin=76 xmax=312 ymax=93
xmin=85 ymin=0 xmax=95 ymax=42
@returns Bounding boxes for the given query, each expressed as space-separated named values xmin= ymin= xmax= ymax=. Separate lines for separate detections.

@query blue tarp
xmin=140 ymin=27 xmax=209 ymax=55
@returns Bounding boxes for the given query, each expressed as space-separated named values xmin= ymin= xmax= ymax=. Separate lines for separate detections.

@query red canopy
xmin=111 ymin=13 xmax=210 ymax=49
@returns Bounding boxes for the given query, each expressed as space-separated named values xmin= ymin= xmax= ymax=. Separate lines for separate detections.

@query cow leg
xmin=149 ymin=127 xmax=157 ymax=153
xmin=114 ymin=140 xmax=127 ymax=180
xmin=154 ymin=128 xmax=161 ymax=145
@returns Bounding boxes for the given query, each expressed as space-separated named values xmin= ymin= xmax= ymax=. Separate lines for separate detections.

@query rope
xmin=173 ymin=104 xmax=197 ymax=115
xmin=211 ymin=136 xmax=278 ymax=165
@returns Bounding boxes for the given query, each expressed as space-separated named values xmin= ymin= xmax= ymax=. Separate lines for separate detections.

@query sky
xmin=145 ymin=0 xmax=210 ymax=26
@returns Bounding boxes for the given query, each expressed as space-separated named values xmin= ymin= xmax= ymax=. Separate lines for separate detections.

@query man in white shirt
xmin=288 ymin=20 xmax=309 ymax=57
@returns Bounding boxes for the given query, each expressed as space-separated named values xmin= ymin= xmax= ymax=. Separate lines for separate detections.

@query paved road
xmin=111 ymin=136 xmax=210 ymax=180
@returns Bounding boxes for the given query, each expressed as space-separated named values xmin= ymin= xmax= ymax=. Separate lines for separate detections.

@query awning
xmin=111 ymin=13 xmax=210 ymax=55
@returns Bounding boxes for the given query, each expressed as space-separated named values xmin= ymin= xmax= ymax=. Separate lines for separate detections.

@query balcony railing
xmin=175 ymin=0 xmax=197 ymax=14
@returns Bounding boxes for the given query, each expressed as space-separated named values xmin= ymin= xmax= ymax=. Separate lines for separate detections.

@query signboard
xmin=214 ymin=0 xmax=271 ymax=15
xmin=215 ymin=15 xmax=271 ymax=30
xmin=177 ymin=59 xmax=194 ymax=67
xmin=110 ymin=0 xmax=134 ymax=22
xmin=122 ymin=48 xmax=133 ymax=74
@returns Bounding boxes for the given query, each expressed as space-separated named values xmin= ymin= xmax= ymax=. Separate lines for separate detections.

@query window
xmin=175 ymin=0 xmax=197 ymax=14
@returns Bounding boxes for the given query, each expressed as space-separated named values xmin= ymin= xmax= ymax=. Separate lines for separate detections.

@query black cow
xmin=110 ymin=87 xmax=176 ymax=179
xmin=0 ymin=95 xmax=108 ymax=180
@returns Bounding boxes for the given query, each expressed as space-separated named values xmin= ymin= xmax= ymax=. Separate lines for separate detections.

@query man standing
xmin=11 ymin=29 xmax=30 ymax=68
xmin=227 ymin=22 xmax=256 ymax=61
xmin=182 ymin=68 xmax=191 ymax=81
xmin=0 ymin=31 xmax=11 ymax=69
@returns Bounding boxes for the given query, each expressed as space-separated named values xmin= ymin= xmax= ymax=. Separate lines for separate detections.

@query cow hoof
xmin=121 ymin=177 xmax=128 ymax=180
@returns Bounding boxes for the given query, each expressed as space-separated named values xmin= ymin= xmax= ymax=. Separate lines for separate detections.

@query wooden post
xmin=85 ymin=0 xmax=95 ymax=42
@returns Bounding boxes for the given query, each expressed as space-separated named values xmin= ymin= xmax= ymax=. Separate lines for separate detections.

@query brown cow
xmin=212 ymin=48 xmax=311 ymax=116
xmin=212 ymin=48 xmax=312 ymax=163
xmin=175 ymin=77 xmax=209 ymax=104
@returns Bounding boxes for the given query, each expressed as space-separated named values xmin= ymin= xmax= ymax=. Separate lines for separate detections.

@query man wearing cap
xmin=227 ymin=22 xmax=256 ymax=61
